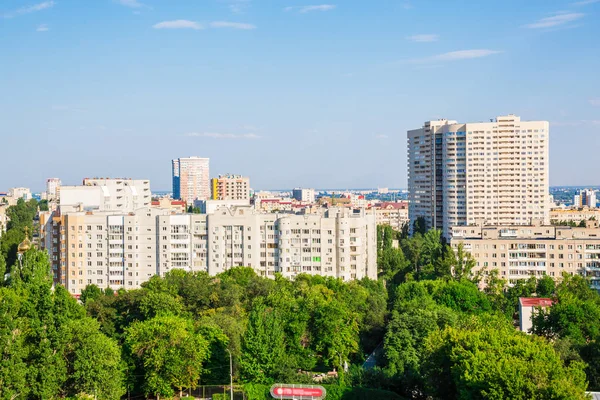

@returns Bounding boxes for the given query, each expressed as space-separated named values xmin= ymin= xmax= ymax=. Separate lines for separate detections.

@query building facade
xmin=550 ymin=208 xmax=600 ymax=224
xmin=46 ymin=178 xmax=61 ymax=200
xmin=40 ymin=206 xmax=377 ymax=294
xmin=211 ymin=175 xmax=250 ymax=201
xmin=574 ymin=189 xmax=597 ymax=208
xmin=59 ymin=178 xmax=151 ymax=212
xmin=172 ymin=157 xmax=210 ymax=204
xmin=373 ymin=201 xmax=409 ymax=231
xmin=408 ymin=115 xmax=549 ymax=238
xmin=450 ymin=221 xmax=600 ymax=291
xmin=8 ymin=187 xmax=32 ymax=201
xmin=292 ymin=188 xmax=316 ymax=204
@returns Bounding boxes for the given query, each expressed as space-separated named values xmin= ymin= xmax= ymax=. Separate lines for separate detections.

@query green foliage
xmin=536 ymin=275 xmax=556 ymax=297
xmin=125 ymin=314 xmax=210 ymax=397
xmin=422 ymin=316 xmax=589 ymax=399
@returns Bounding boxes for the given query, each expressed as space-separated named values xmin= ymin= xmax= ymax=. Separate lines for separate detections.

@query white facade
xmin=172 ymin=157 xmax=210 ymax=203
xmin=59 ymin=178 xmax=151 ymax=212
xmin=408 ymin=115 xmax=549 ymax=238
xmin=8 ymin=187 xmax=32 ymax=201
xmin=194 ymin=199 xmax=251 ymax=214
xmin=46 ymin=178 xmax=61 ymax=199
xmin=41 ymin=206 xmax=377 ymax=294
xmin=292 ymin=188 xmax=316 ymax=203
xmin=574 ymin=189 xmax=597 ymax=208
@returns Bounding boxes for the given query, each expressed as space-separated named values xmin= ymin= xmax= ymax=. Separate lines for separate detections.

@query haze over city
xmin=1 ymin=0 xmax=599 ymax=191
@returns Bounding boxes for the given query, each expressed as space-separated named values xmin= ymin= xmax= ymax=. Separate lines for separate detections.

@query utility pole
xmin=226 ymin=349 xmax=233 ymax=400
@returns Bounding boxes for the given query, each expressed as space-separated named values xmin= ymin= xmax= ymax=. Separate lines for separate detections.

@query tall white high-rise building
xmin=172 ymin=157 xmax=210 ymax=204
xmin=292 ymin=188 xmax=316 ymax=203
xmin=574 ymin=189 xmax=597 ymax=208
xmin=46 ymin=178 xmax=61 ymax=199
xmin=408 ymin=115 xmax=549 ymax=238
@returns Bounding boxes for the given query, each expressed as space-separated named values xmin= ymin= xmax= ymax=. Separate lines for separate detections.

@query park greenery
xmin=0 ymin=201 xmax=599 ymax=399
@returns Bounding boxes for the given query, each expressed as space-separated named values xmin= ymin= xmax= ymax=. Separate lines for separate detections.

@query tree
xmin=536 ymin=275 xmax=556 ymax=297
xmin=239 ymin=304 xmax=287 ymax=384
xmin=423 ymin=316 xmax=589 ymax=399
xmin=80 ymin=284 xmax=103 ymax=305
xmin=62 ymin=318 xmax=125 ymax=399
xmin=125 ymin=315 xmax=209 ymax=398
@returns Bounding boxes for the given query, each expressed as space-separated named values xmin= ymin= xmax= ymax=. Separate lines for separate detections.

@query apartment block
xmin=550 ymin=208 xmax=600 ymax=224
xmin=574 ymin=189 xmax=597 ymax=208
xmin=46 ymin=178 xmax=61 ymax=200
xmin=172 ymin=157 xmax=210 ymax=204
xmin=40 ymin=206 xmax=377 ymax=294
xmin=408 ymin=115 xmax=549 ymax=238
xmin=60 ymin=178 xmax=151 ymax=212
xmin=373 ymin=201 xmax=409 ymax=231
xmin=292 ymin=188 xmax=316 ymax=204
xmin=450 ymin=221 xmax=600 ymax=290
xmin=211 ymin=174 xmax=250 ymax=201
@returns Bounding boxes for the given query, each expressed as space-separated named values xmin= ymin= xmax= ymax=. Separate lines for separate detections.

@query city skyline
xmin=1 ymin=0 xmax=599 ymax=191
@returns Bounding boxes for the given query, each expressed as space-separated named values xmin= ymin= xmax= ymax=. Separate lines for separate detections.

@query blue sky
xmin=1 ymin=0 xmax=599 ymax=192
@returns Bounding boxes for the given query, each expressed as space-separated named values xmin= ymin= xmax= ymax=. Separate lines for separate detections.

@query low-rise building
xmin=151 ymin=198 xmax=187 ymax=213
xmin=550 ymin=208 xmax=600 ymax=225
xmin=373 ymin=201 xmax=409 ymax=231
xmin=518 ymin=297 xmax=554 ymax=333
xmin=450 ymin=221 xmax=600 ymax=290
xmin=292 ymin=188 xmax=316 ymax=204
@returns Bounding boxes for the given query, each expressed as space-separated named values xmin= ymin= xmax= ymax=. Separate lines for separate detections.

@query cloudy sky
xmin=1 ymin=0 xmax=599 ymax=191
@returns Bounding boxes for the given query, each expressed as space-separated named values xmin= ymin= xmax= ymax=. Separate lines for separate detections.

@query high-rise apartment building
xmin=574 ymin=189 xmax=597 ymax=208
xmin=59 ymin=178 xmax=151 ymax=212
xmin=172 ymin=157 xmax=210 ymax=204
xmin=46 ymin=178 xmax=61 ymax=200
xmin=292 ymin=188 xmax=316 ymax=203
xmin=408 ymin=115 xmax=549 ymax=238
xmin=40 ymin=206 xmax=377 ymax=294
xmin=211 ymin=174 xmax=250 ymax=201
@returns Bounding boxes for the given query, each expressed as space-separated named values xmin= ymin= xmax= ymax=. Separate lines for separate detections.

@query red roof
xmin=151 ymin=201 xmax=159 ymax=205
xmin=519 ymin=297 xmax=555 ymax=307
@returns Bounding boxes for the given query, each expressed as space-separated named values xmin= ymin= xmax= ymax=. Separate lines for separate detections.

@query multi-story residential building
xmin=172 ymin=157 xmax=210 ymax=204
xmin=0 ymin=205 xmax=8 ymax=238
xmin=574 ymin=189 xmax=597 ymax=208
xmin=550 ymin=208 xmax=600 ymax=225
xmin=450 ymin=221 xmax=600 ymax=291
xmin=373 ymin=201 xmax=409 ymax=231
xmin=46 ymin=178 xmax=61 ymax=200
xmin=8 ymin=187 xmax=32 ymax=201
xmin=40 ymin=206 xmax=377 ymax=294
xmin=292 ymin=188 xmax=316 ymax=204
xmin=211 ymin=174 xmax=250 ymax=201
xmin=59 ymin=178 xmax=151 ymax=212
xmin=408 ymin=115 xmax=549 ymax=238
xmin=150 ymin=198 xmax=187 ymax=213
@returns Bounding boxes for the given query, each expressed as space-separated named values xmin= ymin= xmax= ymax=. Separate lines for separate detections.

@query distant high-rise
xmin=172 ymin=157 xmax=210 ymax=204
xmin=211 ymin=174 xmax=250 ymax=201
xmin=292 ymin=188 xmax=316 ymax=203
xmin=46 ymin=178 xmax=61 ymax=199
xmin=408 ymin=115 xmax=549 ymax=238
xmin=574 ymin=189 xmax=597 ymax=208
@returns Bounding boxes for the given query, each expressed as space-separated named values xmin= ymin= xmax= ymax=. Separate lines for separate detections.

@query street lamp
xmin=225 ymin=349 xmax=233 ymax=400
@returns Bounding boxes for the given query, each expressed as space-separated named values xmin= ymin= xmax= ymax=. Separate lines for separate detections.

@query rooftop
xmin=519 ymin=297 xmax=555 ymax=307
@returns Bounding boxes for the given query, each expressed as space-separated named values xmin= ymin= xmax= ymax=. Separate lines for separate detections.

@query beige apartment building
xmin=450 ymin=221 xmax=600 ymax=290
xmin=172 ymin=157 xmax=210 ymax=203
xmin=408 ymin=115 xmax=549 ymax=238
xmin=40 ymin=206 xmax=377 ymax=294
xmin=373 ymin=201 xmax=409 ymax=231
xmin=211 ymin=174 xmax=250 ymax=201
xmin=550 ymin=208 xmax=600 ymax=224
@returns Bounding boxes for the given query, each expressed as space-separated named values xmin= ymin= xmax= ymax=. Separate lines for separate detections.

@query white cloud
xmin=115 ymin=0 xmax=143 ymax=8
xmin=285 ymin=4 xmax=336 ymax=13
xmin=225 ymin=0 xmax=251 ymax=13
xmin=407 ymin=34 xmax=439 ymax=42
xmin=210 ymin=21 xmax=256 ymax=30
xmin=430 ymin=49 xmax=501 ymax=61
xmin=2 ymin=1 xmax=55 ymax=18
xmin=186 ymin=132 xmax=261 ymax=139
xmin=36 ymin=24 xmax=49 ymax=32
xmin=525 ymin=12 xmax=584 ymax=29
xmin=590 ymin=98 xmax=600 ymax=106
xmin=376 ymin=134 xmax=389 ymax=139
xmin=153 ymin=20 xmax=204 ymax=30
